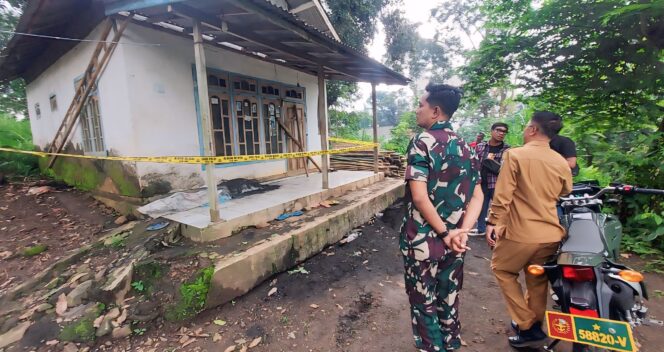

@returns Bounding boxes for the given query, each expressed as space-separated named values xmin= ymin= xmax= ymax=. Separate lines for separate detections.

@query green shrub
xmin=0 ymin=114 xmax=39 ymax=177
xmin=165 ymin=267 xmax=214 ymax=321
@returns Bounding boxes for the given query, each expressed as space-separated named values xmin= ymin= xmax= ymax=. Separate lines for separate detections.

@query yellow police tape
xmin=0 ymin=137 xmax=378 ymax=164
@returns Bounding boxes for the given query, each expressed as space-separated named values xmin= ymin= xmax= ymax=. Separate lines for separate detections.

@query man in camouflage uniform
xmin=401 ymin=83 xmax=484 ymax=352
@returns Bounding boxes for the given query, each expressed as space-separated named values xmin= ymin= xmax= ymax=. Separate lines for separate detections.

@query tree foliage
xmin=382 ymin=8 xmax=454 ymax=81
xmin=368 ymin=89 xmax=411 ymax=126
xmin=323 ymin=0 xmax=395 ymax=106
xmin=328 ymin=109 xmax=372 ymax=140
xmin=463 ymin=0 xmax=664 ymax=252
xmin=0 ymin=0 xmax=27 ymax=117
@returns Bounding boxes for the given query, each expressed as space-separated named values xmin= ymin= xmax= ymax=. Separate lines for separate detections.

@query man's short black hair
xmin=491 ymin=122 xmax=509 ymax=131
xmin=532 ymin=111 xmax=563 ymax=139
xmin=425 ymin=83 xmax=463 ymax=119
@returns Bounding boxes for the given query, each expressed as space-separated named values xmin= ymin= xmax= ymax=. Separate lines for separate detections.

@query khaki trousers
xmin=491 ymin=238 xmax=559 ymax=330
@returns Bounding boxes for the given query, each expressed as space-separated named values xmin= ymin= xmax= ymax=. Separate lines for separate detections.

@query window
xmin=261 ymin=84 xmax=280 ymax=98
xmin=208 ymin=74 xmax=227 ymax=88
xmin=75 ymin=77 xmax=105 ymax=153
xmin=34 ymin=103 xmax=41 ymax=119
xmin=235 ymin=98 xmax=260 ymax=155
xmin=285 ymin=88 xmax=303 ymax=100
xmin=49 ymin=94 xmax=58 ymax=111
xmin=210 ymin=95 xmax=233 ymax=156
xmin=202 ymin=71 xmax=305 ymax=162
xmin=263 ymin=102 xmax=284 ymax=154
xmin=232 ymin=77 xmax=256 ymax=93
xmin=79 ymin=95 xmax=105 ymax=153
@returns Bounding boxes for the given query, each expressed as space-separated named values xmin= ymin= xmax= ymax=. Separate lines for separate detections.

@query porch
xmin=162 ymin=170 xmax=384 ymax=241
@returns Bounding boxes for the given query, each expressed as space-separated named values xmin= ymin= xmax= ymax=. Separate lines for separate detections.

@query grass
xmin=59 ymin=318 xmax=96 ymax=342
xmin=22 ymin=244 xmax=48 ymax=256
xmin=0 ymin=114 xmax=39 ymax=177
xmin=103 ymin=231 xmax=130 ymax=249
xmin=165 ymin=267 xmax=214 ymax=321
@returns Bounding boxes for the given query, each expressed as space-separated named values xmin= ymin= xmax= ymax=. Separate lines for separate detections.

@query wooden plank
xmin=47 ymin=18 xmax=118 ymax=167
xmin=275 ymin=112 xmax=322 ymax=173
xmin=104 ymin=0 xmax=187 ymax=15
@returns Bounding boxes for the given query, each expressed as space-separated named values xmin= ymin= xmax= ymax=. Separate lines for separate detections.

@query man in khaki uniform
xmin=485 ymin=111 xmax=573 ymax=348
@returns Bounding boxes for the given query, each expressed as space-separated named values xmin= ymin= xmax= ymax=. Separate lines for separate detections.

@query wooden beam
xmin=167 ymin=3 xmax=358 ymax=80
xmin=317 ymin=68 xmax=329 ymax=189
xmin=104 ymin=0 xmax=187 ymax=15
xmin=167 ymin=3 xmax=223 ymax=31
xmin=371 ymin=83 xmax=378 ymax=174
xmin=193 ymin=20 xmax=220 ymax=223
xmin=311 ymin=0 xmax=341 ymax=41
xmin=289 ymin=2 xmax=316 ymax=14
xmin=122 ymin=17 xmax=323 ymax=78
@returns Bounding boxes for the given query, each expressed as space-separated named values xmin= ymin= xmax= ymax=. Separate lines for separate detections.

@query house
xmin=0 ymin=0 xmax=408 ymax=222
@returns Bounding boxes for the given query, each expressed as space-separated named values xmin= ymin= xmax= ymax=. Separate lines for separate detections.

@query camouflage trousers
xmin=403 ymin=252 xmax=465 ymax=352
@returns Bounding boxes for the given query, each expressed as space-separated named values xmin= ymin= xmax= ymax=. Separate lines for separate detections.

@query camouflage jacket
xmin=400 ymin=120 xmax=481 ymax=261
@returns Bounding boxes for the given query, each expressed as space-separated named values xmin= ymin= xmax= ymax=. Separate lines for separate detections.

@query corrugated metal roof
xmin=0 ymin=0 xmax=409 ymax=85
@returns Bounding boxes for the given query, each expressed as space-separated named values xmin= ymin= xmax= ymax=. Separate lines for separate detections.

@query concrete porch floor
xmin=166 ymin=170 xmax=384 ymax=242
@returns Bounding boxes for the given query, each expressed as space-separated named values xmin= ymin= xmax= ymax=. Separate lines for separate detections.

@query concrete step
xmin=204 ymin=177 xmax=405 ymax=308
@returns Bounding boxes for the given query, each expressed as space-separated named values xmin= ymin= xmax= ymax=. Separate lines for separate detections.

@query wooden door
xmin=285 ymin=103 xmax=306 ymax=171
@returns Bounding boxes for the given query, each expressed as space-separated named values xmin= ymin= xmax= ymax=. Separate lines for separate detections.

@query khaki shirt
xmin=488 ymin=140 xmax=573 ymax=243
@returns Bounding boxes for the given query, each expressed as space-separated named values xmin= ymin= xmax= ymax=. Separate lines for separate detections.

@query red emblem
xmin=547 ymin=312 xmax=575 ymax=341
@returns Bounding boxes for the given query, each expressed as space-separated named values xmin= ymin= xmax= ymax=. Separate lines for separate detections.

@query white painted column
xmin=371 ymin=82 xmax=378 ymax=174
xmin=193 ymin=20 xmax=220 ymax=222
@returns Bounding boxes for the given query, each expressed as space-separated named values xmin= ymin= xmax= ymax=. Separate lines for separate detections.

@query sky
xmin=352 ymin=0 xmax=444 ymax=111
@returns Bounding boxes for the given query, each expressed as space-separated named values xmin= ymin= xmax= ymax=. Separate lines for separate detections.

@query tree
xmin=328 ymin=109 xmax=372 ymax=140
xmin=382 ymin=8 xmax=454 ymax=82
xmin=369 ymin=89 xmax=410 ymax=126
xmin=323 ymin=0 xmax=395 ymax=107
xmin=463 ymin=0 xmax=664 ymax=251
xmin=0 ymin=1 xmax=27 ymax=118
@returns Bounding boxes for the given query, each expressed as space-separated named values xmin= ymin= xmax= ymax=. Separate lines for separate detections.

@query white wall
xmin=121 ymin=23 xmax=320 ymax=191
xmin=27 ymin=21 xmax=323 ymax=192
xmin=25 ymin=23 xmax=134 ymax=156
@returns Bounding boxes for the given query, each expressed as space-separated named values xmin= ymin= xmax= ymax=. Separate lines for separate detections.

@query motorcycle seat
xmin=561 ymin=219 xmax=605 ymax=254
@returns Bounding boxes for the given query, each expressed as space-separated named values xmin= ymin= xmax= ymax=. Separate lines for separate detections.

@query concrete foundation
xmin=204 ymin=177 xmax=405 ymax=308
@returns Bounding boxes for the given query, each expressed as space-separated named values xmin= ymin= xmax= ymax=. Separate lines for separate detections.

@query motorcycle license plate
xmin=545 ymin=311 xmax=636 ymax=351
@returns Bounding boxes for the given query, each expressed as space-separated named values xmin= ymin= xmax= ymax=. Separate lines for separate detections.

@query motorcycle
xmin=526 ymin=183 xmax=664 ymax=352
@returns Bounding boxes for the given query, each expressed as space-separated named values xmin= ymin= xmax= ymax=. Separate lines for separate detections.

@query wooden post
xmin=317 ymin=68 xmax=329 ymax=189
xmin=193 ymin=20 xmax=220 ymax=222
xmin=371 ymin=83 xmax=378 ymax=174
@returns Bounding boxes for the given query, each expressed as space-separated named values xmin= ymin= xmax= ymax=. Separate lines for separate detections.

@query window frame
xmin=194 ymin=66 xmax=306 ymax=168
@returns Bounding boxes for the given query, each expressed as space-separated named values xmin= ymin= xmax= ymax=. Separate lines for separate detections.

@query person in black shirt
xmin=548 ymin=114 xmax=579 ymax=176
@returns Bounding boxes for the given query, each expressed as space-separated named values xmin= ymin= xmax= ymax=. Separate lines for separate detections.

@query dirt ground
xmin=0 ymin=182 xmax=117 ymax=296
xmin=106 ymin=205 xmax=664 ymax=352
xmin=2 ymin=184 xmax=663 ymax=352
